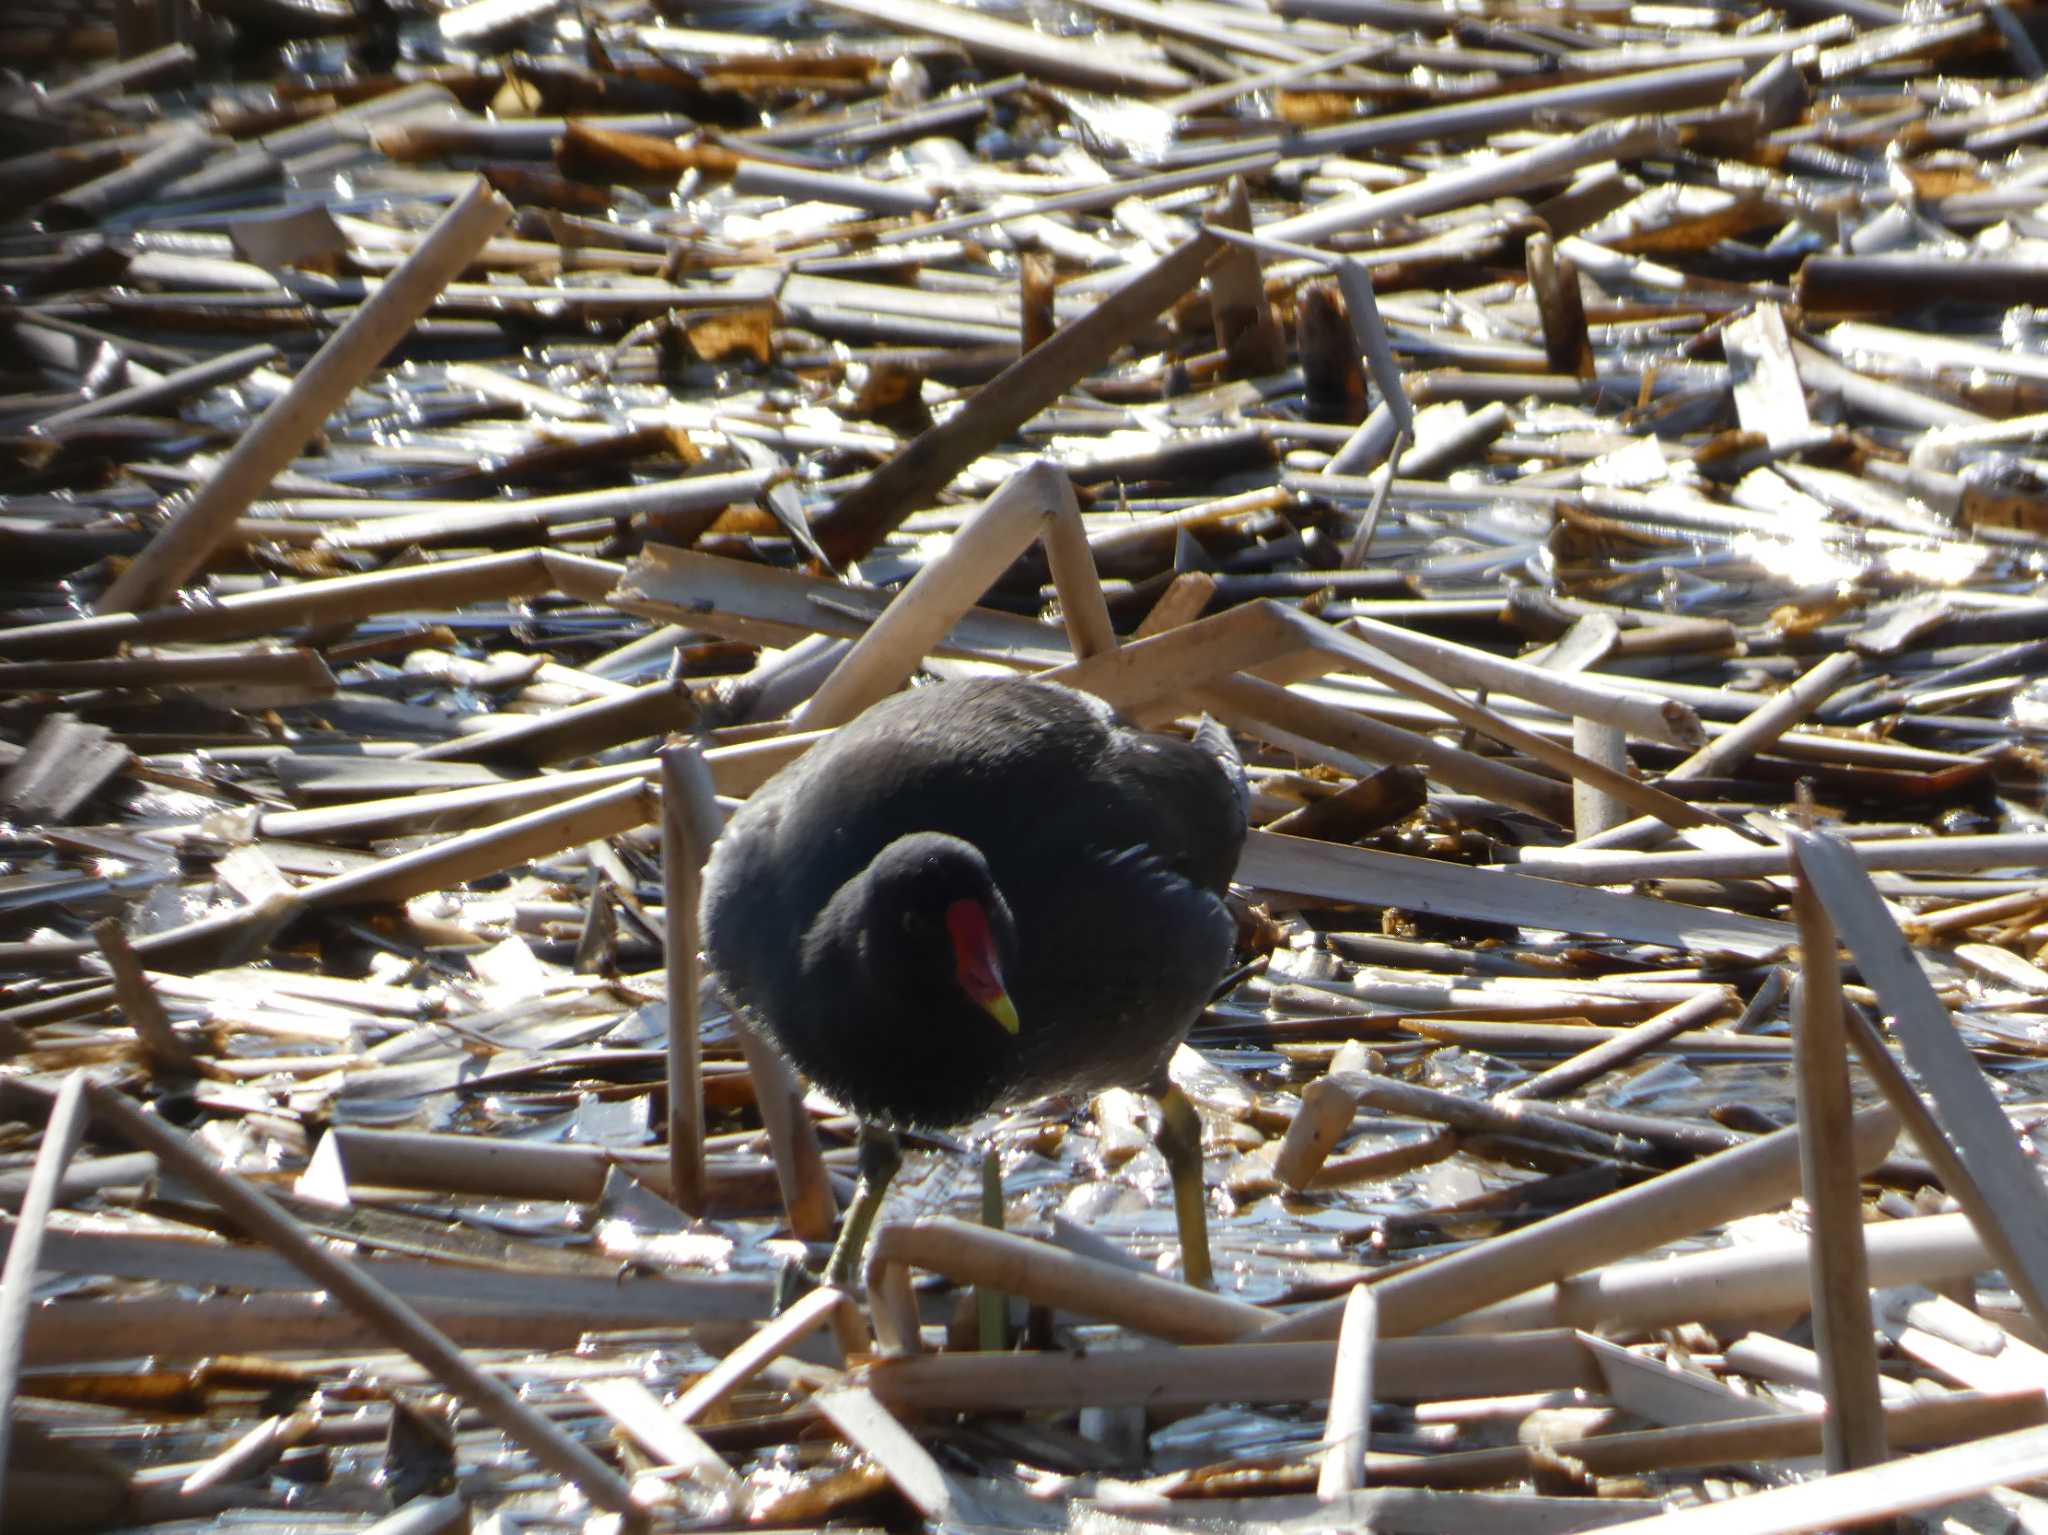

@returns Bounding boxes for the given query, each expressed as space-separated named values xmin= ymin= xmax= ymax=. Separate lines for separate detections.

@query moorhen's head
xmin=852 ymin=831 xmax=1021 ymax=1039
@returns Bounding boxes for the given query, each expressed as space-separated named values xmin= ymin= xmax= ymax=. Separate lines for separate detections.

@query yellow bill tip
xmin=983 ymin=991 xmax=1021 ymax=1035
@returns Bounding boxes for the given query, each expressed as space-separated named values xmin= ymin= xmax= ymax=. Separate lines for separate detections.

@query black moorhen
xmin=701 ymin=675 xmax=1247 ymax=1287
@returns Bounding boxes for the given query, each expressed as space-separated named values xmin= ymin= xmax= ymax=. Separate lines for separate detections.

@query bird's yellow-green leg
xmin=977 ymin=1145 xmax=1008 ymax=1351
xmin=825 ymin=1124 xmax=903 ymax=1290
xmin=1153 ymin=1083 xmax=1215 ymax=1290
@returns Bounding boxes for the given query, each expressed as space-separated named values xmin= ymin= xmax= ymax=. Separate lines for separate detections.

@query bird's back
xmin=701 ymin=677 xmax=1247 ymax=1114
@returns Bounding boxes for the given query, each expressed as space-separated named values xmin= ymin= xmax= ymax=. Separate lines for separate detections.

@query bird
xmin=700 ymin=674 xmax=1248 ymax=1289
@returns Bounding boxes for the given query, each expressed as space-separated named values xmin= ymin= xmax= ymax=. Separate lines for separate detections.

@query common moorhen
xmin=701 ymin=675 xmax=1247 ymax=1287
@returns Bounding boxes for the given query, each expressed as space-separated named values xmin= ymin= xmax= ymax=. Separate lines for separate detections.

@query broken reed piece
xmin=1207 ymin=175 xmax=1286 ymax=377
xmin=1297 ymin=277 xmax=1368 ymax=422
xmin=1261 ymin=764 xmax=1428 ymax=844
xmin=78 ymin=1081 xmax=642 ymax=1515
xmin=1019 ymin=253 xmax=1056 ymax=354
xmin=95 ymin=179 xmax=515 ymax=616
xmin=1573 ymin=717 xmax=1632 ymax=838
xmin=813 ymin=0 xmax=1190 ymax=93
xmin=812 ymin=1382 xmax=987 ymax=1525
xmin=257 ymin=729 xmax=818 ymax=845
xmin=1268 ymin=608 xmax=1729 ymax=834
xmin=1322 ymin=1072 xmax=1650 ymax=1161
xmin=20 ymin=1292 xmax=714 ymax=1368
xmin=1263 ymin=115 xmax=1678 ymax=247
xmin=871 ymin=1330 xmax=1601 ymax=1418
xmin=1796 ymin=253 xmax=2048 ymax=317
xmin=32 ymin=342 xmax=281 ymax=434
xmin=1795 ymin=827 xmax=2048 ymax=1339
xmin=301 ymin=1125 xmax=785 ymax=1208
xmin=299 ymin=778 xmax=659 ymax=914
xmin=660 ymin=740 xmax=723 ymax=1218
xmin=1726 ymin=300 xmax=1813 ymax=448
xmin=814 ymin=229 xmax=1222 ymax=564
xmin=0 ymin=1071 xmax=88 ymax=1527
xmin=671 ymin=1285 xmax=865 ymax=1423
xmin=88 ymin=919 xmax=197 ymax=1074
xmin=40 ymin=126 xmax=224 ymax=227
xmin=177 ymin=1409 xmax=321 ymax=1497
xmin=1307 ymin=1126 xmax=1461 ymax=1191
xmin=315 ymin=466 xmax=784 ymax=554
xmin=1132 ymin=572 xmax=1218 ymax=636
xmin=735 ymin=1027 xmax=839 ymax=1246
xmin=1200 ymin=673 xmax=1575 ymax=823
xmin=1903 ymin=881 xmax=2048 ymax=941
xmin=1342 ymin=614 xmax=1705 ymax=747
xmin=1388 ymin=1389 xmax=2048 ymax=1493
xmin=578 ymin=1376 xmax=744 ymax=1502
xmin=798 ymin=459 xmax=1113 ymax=731
xmin=1517 ymin=829 xmax=2048 ymax=884
xmin=1494 ymin=989 xmax=1731 ymax=1103
xmin=1317 ymin=1284 xmax=1379 ymax=1500
xmin=1525 ymin=232 xmax=1594 ymax=379
xmin=1583 ymin=1419 xmax=2048 ymax=1535
xmin=1235 ymin=831 xmax=1793 ymax=957
xmin=868 ymin=1218 xmax=1267 ymax=1349
xmin=1263 ymin=1103 xmax=1900 ymax=1343
xmin=1787 ymin=842 xmax=1889 ymax=1474
xmin=1272 ymin=1073 xmax=1367 ymax=1190
xmin=1449 ymin=1207 xmax=1995 ymax=1339
xmin=554 ymin=121 xmax=747 ymax=182
xmin=408 ymin=673 xmax=699 ymax=767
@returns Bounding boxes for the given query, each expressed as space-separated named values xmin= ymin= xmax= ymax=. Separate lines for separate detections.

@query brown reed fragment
xmin=1495 ymin=990 xmax=1730 ymax=1103
xmin=868 ymin=1329 xmax=1599 ymax=1412
xmin=300 ymin=779 xmax=658 ymax=914
xmin=660 ymin=741 xmax=721 ymax=1217
xmin=1792 ymin=828 xmax=2048 ymax=1337
xmin=1202 ymin=673 xmax=1574 ymax=822
xmin=815 ymin=229 xmax=1221 ymax=564
xmin=77 ymin=1083 xmax=641 ymax=1516
xmin=1267 ymin=1104 xmax=1899 ymax=1342
xmin=735 ymin=1030 xmax=839 ymax=1245
xmin=179 ymin=1409 xmax=321 ymax=1495
xmin=1586 ymin=1419 xmax=2048 ymax=1535
xmin=1208 ymin=177 xmax=1286 ymax=378
xmin=0 ymin=549 xmax=565 ymax=661
xmin=1385 ymin=1389 xmax=2048 ymax=1491
xmin=1020 ymin=253 xmax=1056 ymax=355
xmin=1317 ymin=1284 xmax=1378 ymax=1499
xmin=1273 ymin=1075 xmax=1365 ymax=1190
xmin=1788 ymin=845 xmax=1888 ymax=1473
xmin=1526 ymin=233 xmax=1594 ymax=379
xmin=578 ymin=1375 xmax=744 ymax=1500
xmin=410 ymin=675 xmax=697 ymax=767
xmin=811 ymin=0 xmax=1189 ymax=93
xmin=97 ymin=181 xmax=514 ymax=616
xmin=0 ymin=1072 xmax=87 ymax=1527
xmin=1132 ymin=572 xmax=1218 ymax=637
xmin=870 ymin=1218 xmax=1266 ymax=1345
xmin=800 ymin=460 xmax=1112 ymax=730
xmin=89 ymin=919 xmax=197 ymax=1073
xmin=814 ymin=1383 xmax=1000 ymax=1523
xmin=672 ymin=1286 xmax=862 ymax=1422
